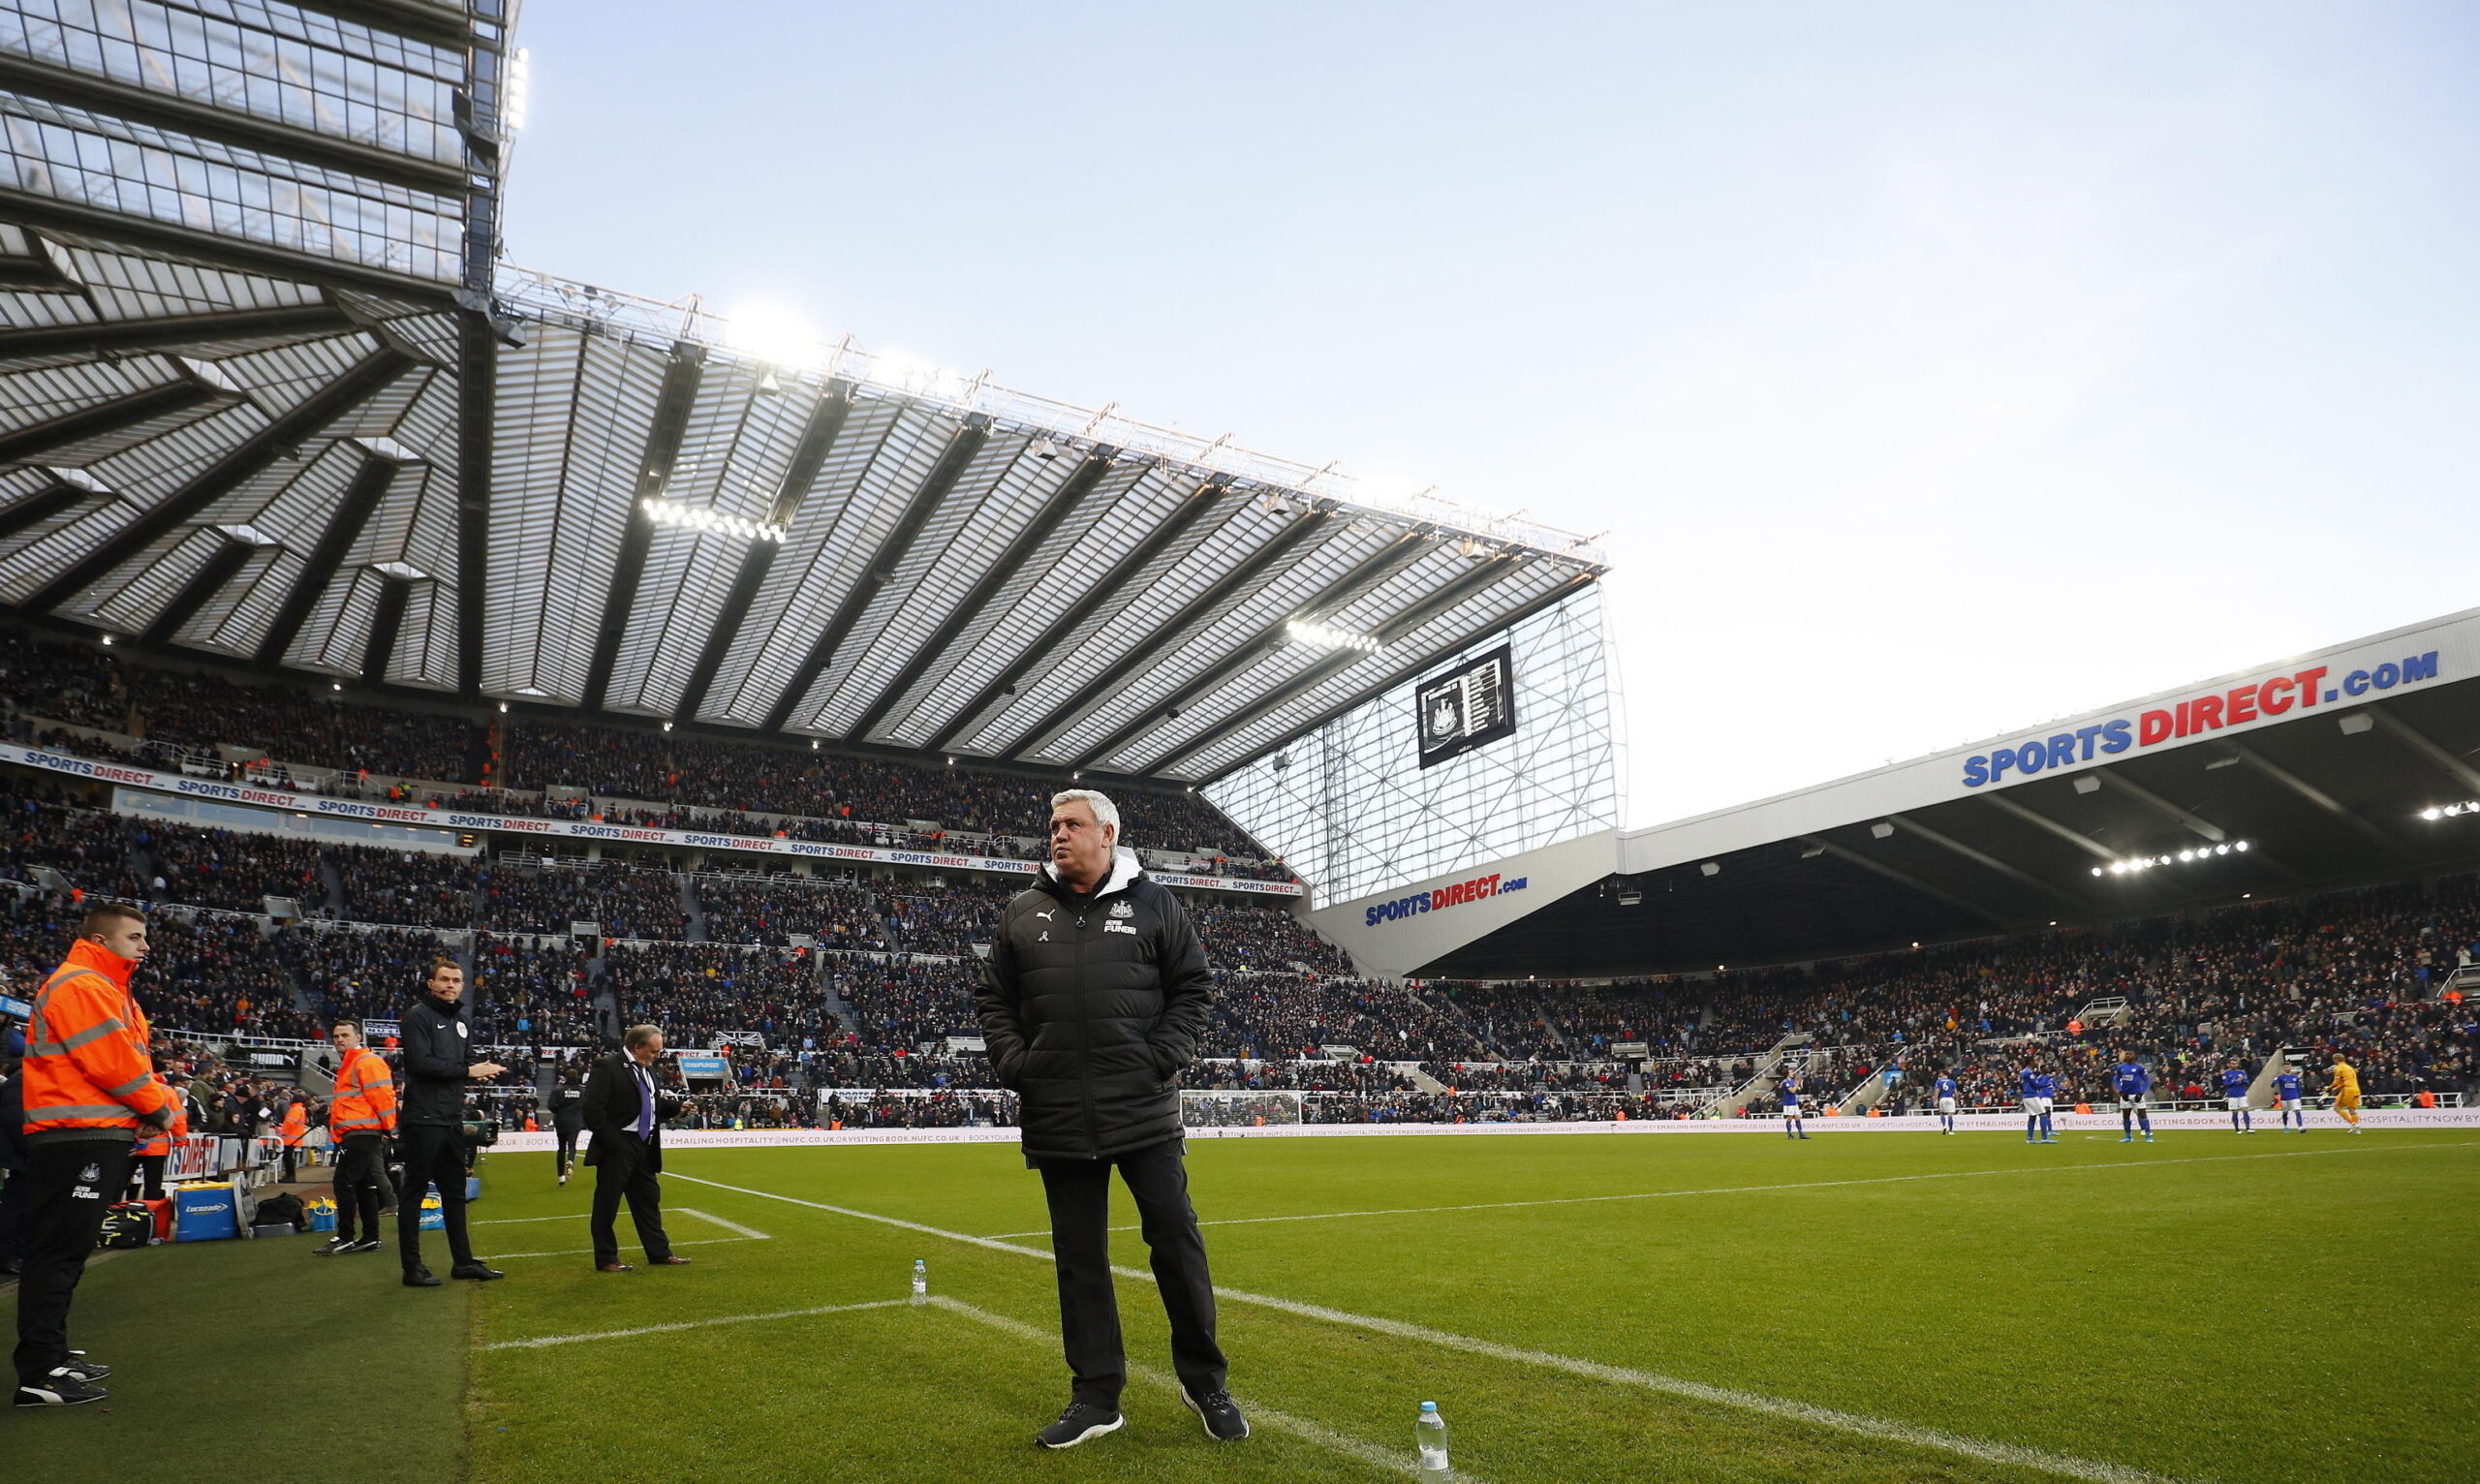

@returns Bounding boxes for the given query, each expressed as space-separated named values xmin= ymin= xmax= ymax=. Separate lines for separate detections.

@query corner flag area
xmin=13 ymin=1128 xmax=2474 ymax=1483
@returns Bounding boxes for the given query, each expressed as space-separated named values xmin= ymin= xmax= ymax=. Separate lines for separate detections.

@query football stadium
xmin=1 ymin=6 xmax=2474 ymax=1482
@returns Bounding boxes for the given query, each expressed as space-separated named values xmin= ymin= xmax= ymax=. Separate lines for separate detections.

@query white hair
xmin=1050 ymin=788 xmax=1122 ymax=841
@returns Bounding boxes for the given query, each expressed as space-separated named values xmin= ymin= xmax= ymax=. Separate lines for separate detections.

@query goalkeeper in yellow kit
xmin=2327 ymin=1055 xmax=2363 ymax=1132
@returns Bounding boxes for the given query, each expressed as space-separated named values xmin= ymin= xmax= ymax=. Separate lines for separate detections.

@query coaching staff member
xmin=396 ymin=957 xmax=505 ymax=1287
xmin=974 ymin=789 xmax=1246 ymax=1449
xmin=581 ymin=1025 xmax=689 ymax=1272
xmin=15 ymin=904 xmax=170 ymax=1407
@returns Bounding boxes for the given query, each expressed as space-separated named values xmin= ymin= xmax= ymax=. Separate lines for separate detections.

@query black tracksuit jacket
xmin=974 ymin=853 xmax=1214 ymax=1161
xmin=397 ymin=992 xmax=475 ymax=1128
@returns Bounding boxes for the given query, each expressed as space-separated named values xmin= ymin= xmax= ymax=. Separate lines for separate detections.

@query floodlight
xmin=724 ymin=301 xmax=831 ymax=372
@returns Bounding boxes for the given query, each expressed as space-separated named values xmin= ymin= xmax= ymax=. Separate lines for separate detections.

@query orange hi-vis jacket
xmin=25 ymin=938 xmax=171 ymax=1146
xmin=329 ymin=1046 xmax=398 ymax=1138
xmin=280 ymin=1102 xmax=308 ymax=1146
xmin=134 ymin=1078 xmax=187 ymax=1157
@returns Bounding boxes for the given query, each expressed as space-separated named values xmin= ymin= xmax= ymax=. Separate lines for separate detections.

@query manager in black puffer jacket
xmin=975 ymin=789 xmax=1246 ymax=1450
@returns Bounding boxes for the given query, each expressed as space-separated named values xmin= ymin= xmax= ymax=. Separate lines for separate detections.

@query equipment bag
xmin=257 ymin=1192 xmax=306 ymax=1230
xmin=99 ymin=1202 xmax=152 ymax=1251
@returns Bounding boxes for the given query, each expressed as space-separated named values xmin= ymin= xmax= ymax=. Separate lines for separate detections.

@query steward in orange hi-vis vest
xmin=328 ymin=1045 xmax=399 ymax=1138
xmin=24 ymin=934 xmax=170 ymax=1144
xmin=16 ymin=904 xmax=171 ymax=1406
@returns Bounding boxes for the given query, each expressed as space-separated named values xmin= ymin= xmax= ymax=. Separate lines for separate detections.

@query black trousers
xmin=588 ymin=1135 xmax=671 ymax=1267
xmin=131 ymin=1153 xmax=167 ymax=1201
xmin=1035 ymin=1137 xmax=1225 ymax=1409
xmin=394 ymin=1124 xmax=474 ymax=1275
xmin=554 ymin=1123 xmax=580 ymax=1172
xmin=13 ymin=1138 xmax=131 ymax=1387
xmin=0 ymin=1166 xmax=27 ymax=1271
xmin=333 ymin=1135 xmax=385 ymax=1243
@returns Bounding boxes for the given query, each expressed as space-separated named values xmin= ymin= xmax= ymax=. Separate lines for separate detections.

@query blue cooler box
xmin=173 ymin=1186 xmax=238 ymax=1241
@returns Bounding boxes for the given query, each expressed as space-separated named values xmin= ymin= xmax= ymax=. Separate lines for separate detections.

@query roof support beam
xmin=140 ymin=537 xmax=256 ymax=646
xmin=452 ymin=310 xmax=493 ymax=698
xmin=841 ymin=448 xmax=1117 ymax=743
xmin=1884 ymin=815 xmax=2091 ymax=911
xmin=1191 ymin=572 xmax=1592 ymax=786
xmin=362 ymin=574 xmax=412 ymax=685
xmin=1799 ymin=835 xmax=2010 ymax=926
xmin=671 ymin=386 xmax=852 ymax=723
xmin=0 ymin=303 xmax=356 ymax=360
xmin=1066 ymin=530 xmax=1434 ymax=772
xmin=1144 ymin=555 xmax=1533 ymax=778
xmin=288 ymin=0 xmax=482 ymax=50
xmin=2224 ymin=743 xmax=2404 ymax=854
xmin=761 ymin=417 xmax=990 ymax=734
xmin=2091 ymin=767 xmax=2226 ymax=842
xmin=583 ymin=343 xmax=705 ymax=711
xmin=2364 ymin=705 xmax=2480 ymax=796
xmin=0 ymin=195 xmax=461 ymax=308
xmin=0 ymin=367 xmax=236 ymax=467
xmin=23 ymin=346 xmax=412 ymax=615
xmin=1978 ymin=792 xmax=2117 ymax=861
xmin=998 ymin=509 xmax=1338 ymax=760
xmin=254 ymin=446 xmax=406 ymax=666
xmin=0 ymin=55 xmax=469 ymax=196
xmin=922 ymin=476 xmax=1225 ymax=755
xmin=0 ymin=479 xmax=92 ymax=544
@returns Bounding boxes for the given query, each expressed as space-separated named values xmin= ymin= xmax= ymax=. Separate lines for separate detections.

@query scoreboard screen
xmin=1415 ymin=644 xmax=1516 ymax=769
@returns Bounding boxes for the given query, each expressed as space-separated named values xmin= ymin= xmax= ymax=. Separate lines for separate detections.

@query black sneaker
xmin=343 ymin=1238 xmax=383 ymax=1254
xmin=58 ymin=1357 xmax=110 ymax=1381
xmin=1182 ymin=1388 xmax=1251 ymax=1441
xmin=1036 ymin=1403 xmax=1125 ymax=1449
xmin=16 ymin=1370 xmax=108 ymax=1407
xmin=450 ymin=1262 xmax=506 ymax=1282
xmin=403 ymin=1266 xmax=442 ymax=1287
xmin=314 ymin=1236 xmax=353 ymax=1255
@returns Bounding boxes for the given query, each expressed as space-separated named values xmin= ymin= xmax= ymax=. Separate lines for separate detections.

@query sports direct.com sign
xmin=1960 ymin=649 xmax=2441 ymax=789
xmin=1363 ymin=870 xmax=1530 ymax=927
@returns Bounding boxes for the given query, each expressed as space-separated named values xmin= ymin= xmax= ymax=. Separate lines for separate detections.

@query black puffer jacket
xmin=975 ymin=851 xmax=1213 ymax=1160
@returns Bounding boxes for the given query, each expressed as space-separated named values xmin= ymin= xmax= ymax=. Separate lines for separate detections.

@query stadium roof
xmin=1326 ymin=610 xmax=2480 ymax=979
xmin=0 ymin=6 xmax=1604 ymax=787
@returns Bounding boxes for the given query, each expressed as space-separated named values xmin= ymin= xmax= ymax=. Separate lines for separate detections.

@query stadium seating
xmin=0 ymin=627 xmax=1291 ymax=883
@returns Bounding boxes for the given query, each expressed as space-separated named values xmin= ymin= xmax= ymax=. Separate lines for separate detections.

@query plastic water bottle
xmin=910 ymin=1258 xmax=927 ymax=1306
xmin=1415 ymin=1401 xmax=1449 ymax=1475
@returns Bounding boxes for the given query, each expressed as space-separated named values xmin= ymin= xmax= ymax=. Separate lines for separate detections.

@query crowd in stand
xmin=696 ymin=873 xmax=886 ymax=949
xmin=478 ymin=861 xmax=687 ymax=940
xmin=2 ymin=625 xmax=1295 ymax=882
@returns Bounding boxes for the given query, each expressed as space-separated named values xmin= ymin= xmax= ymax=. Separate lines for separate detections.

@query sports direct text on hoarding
xmin=1961 ymin=649 xmax=2440 ymax=789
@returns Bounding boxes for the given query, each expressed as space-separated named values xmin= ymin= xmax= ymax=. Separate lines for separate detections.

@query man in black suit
xmin=582 ymin=1025 xmax=688 ymax=1273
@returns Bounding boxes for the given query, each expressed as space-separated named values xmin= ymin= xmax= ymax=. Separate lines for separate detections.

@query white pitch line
xmin=974 ymin=1139 xmax=2480 ymax=1239
xmin=489 ymin=1236 xmax=758 ymax=1260
xmin=666 ymin=1170 xmax=2185 ymax=1483
xmin=480 ymin=1297 xmax=909 ymax=1351
xmin=472 ymin=1213 xmax=591 ymax=1226
xmin=929 ymin=1296 xmax=1467 ymax=1481
xmin=675 ymin=1206 xmax=772 ymax=1240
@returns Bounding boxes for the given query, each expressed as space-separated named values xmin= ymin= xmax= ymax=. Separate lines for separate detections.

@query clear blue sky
xmin=502 ymin=2 xmax=2480 ymax=825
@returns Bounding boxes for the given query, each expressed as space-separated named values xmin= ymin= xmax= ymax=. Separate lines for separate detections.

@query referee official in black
xmin=974 ymin=788 xmax=1245 ymax=1450
xmin=395 ymin=957 xmax=506 ymax=1287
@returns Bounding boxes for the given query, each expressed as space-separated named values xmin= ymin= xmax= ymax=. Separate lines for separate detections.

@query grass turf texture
xmin=10 ymin=1130 xmax=2474 ymax=1482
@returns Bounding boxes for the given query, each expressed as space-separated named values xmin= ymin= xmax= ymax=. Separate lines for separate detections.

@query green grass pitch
xmin=12 ymin=1128 xmax=2474 ymax=1482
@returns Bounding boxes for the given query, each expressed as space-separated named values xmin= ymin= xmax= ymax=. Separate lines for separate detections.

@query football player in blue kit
xmin=2220 ymin=1064 xmax=2254 ymax=1133
xmin=2020 ymin=1064 xmax=2057 ymax=1144
xmin=1934 ymin=1070 xmax=1959 ymax=1134
xmin=1780 ymin=1069 xmax=1810 ymax=1140
xmin=2111 ymin=1052 xmax=2154 ymax=1143
xmin=2273 ymin=1067 xmax=2307 ymax=1131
